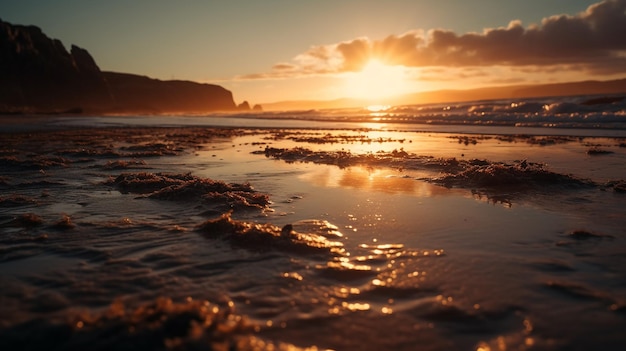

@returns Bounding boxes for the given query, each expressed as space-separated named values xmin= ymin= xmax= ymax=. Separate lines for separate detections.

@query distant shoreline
xmin=2 ymin=115 xmax=626 ymax=139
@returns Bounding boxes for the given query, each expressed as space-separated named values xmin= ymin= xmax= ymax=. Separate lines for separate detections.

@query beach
xmin=1 ymin=112 xmax=626 ymax=350
xmin=3 ymin=0 xmax=626 ymax=348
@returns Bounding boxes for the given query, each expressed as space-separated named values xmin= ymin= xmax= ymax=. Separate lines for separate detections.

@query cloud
xmin=242 ymin=0 xmax=626 ymax=80
xmin=272 ymin=63 xmax=297 ymax=70
xmin=416 ymin=67 xmax=490 ymax=82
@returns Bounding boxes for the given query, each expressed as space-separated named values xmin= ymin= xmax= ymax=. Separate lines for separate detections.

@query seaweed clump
xmin=100 ymin=159 xmax=147 ymax=170
xmin=587 ymin=148 xmax=614 ymax=155
xmin=603 ymin=180 xmax=626 ymax=193
xmin=0 ymin=194 xmax=39 ymax=207
xmin=107 ymin=172 xmax=196 ymax=194
xmin=0 ymin=213 xmax=44 ymax=228
xmin=106 ymin=173 xmax=270 ymax=211
xmin=568 ymin=230 xmax=614 ymax=240
xmin=197 ymin=212 xmax=344 ymax=256
xmin=433 ymin=160 xmax=594 ymax=189
xmin=0 ymin=155 xmax=71 ymax=170
xmin=0 ymin=297 xmax=262 ymax=351
xmin=261 ymin=146 xmax=465 ymax=173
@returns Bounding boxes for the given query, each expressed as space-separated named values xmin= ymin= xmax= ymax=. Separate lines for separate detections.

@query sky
xmin=1 ymin=0 xmax=625 ymax=105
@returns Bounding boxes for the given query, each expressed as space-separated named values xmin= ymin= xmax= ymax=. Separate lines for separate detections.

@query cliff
xmin=0 ymin=20 xmax=112 ymax=112
xmin=0 ymin=19 xmax=236 ymax=114
xmin=103 ymin=72 xmax=235 ymax=113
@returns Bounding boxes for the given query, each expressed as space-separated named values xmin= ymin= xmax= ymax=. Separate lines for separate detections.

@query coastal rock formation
xmin=0 ymin=19 xmax=112 ymax=112
xmin=103 ymin=72 xmax=236 ymax=113
xmin=0 ymin=19 xmax=236 ymax=114
xmin=237 ymin=101 xmax=251 ymax=110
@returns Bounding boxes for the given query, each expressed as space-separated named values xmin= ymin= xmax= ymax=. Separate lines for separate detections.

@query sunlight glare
xmin=366 ymin=105 xmax=390 ymax=112
xmin=343 ymin=60 xmax=413 ymax=101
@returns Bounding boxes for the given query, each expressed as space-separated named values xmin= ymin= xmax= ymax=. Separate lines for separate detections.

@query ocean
xmin=1 ymin=94 xmax=625 ymax=350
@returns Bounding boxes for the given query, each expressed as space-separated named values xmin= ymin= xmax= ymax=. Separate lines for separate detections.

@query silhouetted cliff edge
xmin=0 ymin=19 xmax=236 ymax=114
xmin=102 ymin=72 xmax=235 ymax=113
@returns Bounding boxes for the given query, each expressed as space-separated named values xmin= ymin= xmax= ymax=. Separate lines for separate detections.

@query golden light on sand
xmin=343 ymin=59 xmax=412 ymax=101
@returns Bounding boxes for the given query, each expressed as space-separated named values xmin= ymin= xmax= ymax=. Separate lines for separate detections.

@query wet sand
xmin=1 ymin=124 xmax=625 ymax=350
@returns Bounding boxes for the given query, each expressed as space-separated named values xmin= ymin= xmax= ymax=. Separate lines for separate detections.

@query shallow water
xmin=1 ymin=122 xmax=625 ymax=350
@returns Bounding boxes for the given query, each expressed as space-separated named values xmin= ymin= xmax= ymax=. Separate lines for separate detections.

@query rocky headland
xmin=0 ymin=19 xmax=238 ymax=114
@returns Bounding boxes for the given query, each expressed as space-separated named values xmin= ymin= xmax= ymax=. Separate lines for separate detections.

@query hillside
xmin=396 ymin=79 xmax=626 ymax=106
xmin=262 ymin=79 xmax=626 ymax=111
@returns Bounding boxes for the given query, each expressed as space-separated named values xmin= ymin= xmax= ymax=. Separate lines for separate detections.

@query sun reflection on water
xmin=341 ymin=302 xmax=371 ymax=312
xmin=367 ymin=105 xmax=391 ymax=112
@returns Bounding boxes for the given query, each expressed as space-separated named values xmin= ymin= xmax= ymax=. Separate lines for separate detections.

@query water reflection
xmin=4 ymin=125 xmax=624 ymax=350
xmin=300 ymin=165 xmax=456 ymax=197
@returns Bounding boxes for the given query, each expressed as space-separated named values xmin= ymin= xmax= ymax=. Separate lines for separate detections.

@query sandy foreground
xmin=1 ymin=123 xmax=625 ymax=350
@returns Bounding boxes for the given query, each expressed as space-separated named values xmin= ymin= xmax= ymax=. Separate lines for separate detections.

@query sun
xmin=342 ymin=59 xmax=413 ymax=102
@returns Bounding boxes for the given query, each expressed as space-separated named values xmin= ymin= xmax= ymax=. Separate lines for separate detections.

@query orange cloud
xmin=241 ymin=0 xmax=626 ymax=80
xmin=272 ymin=63 xmax=297 ymax=70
